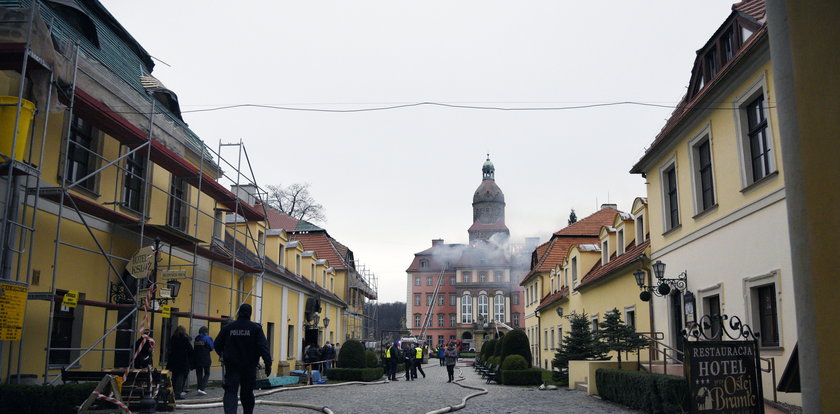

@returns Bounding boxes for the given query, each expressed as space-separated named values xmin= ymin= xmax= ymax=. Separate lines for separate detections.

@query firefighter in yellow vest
xmin=384 ymin=343 xmax=398 ymax=381
xmin=413 ymin=344 xmax=426 ymax=379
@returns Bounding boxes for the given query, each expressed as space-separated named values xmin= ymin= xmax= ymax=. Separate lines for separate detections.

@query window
xmin=414 ymin=314 xmax=421 ymax=328
xmin=513 ymin=312 xmax=519 ymax=327
xmin=463 ymin=272 xmax=472 ymax=283
xmin=420 ymin=259 xmax=428 ymax=268
xmin=479 ymin=271 xmax=487 ymax=283
xmin=703 ymin=294 xmax=722 ymax=340
xmin=722 ymin=29 xmax=734 ymax=63
xmin=624 ymin=307 xmax=636 ymax=331
xmin=591 ymin=315 xmax=599 ymax=332
xmin=295 ymin=255 xmax=301 ymax=275
xmin=450 ymin=295 xmax=456 ymax=306
xmin=601 ymin=240 xmax=609 ymax=265
xmin=461 ymin=295 xmax=472 ymax=324
xmin=511 ymin=292 xmax=519 ymax=305
xmin=550 ymin=277 xmax=555 ymax=293
xmin=167 ymin=176 xmax=189 ymax=230
xmin=415 ymin=277 xmax=421 ymax=286
xmin=572 ymin=257 xmax=578 ymax=284
xmin=495 ymin=271 xmax=503 ymax=282
xmin=494 ymin=295 xmax=505 ymax=323
xmin=65 ymin=115 xmax=99 ymax=191
xmin=427 ymin=276 xmax=433 ymax=286
xmin=123 ymin=150 xmax=146 ymax=212
xmin=691 ymin=135 xmax=716 ymax=213
xmin=544 ymin=330 xmax=548 ymax=350
xmin=617 ymin=229 xmax=625 ymax=255
xmin=635 ymin=214 xmax=645 ymax=243
xmin=438 ymin=295 xmax=445 ymax=306
xmin=450 ymin=276 xmax=456 ymax=285
xmin=746 ymin=94 xmax=772 ymax=182
xmin=311 ymin=264 xmax=315 ymax=281
xmin=259 ymin=231 xmax=266 ymax=258
xmin=414 ymin=294 xmax=420 ymax=306
xmin=437 ymin=313 xmax=444 ymax=327
xmin=564 ymin=268 xmax=569 ymax=287
xmin=557 ymin=327 xmax=563 ymax=349
xmin=330 ymin=277 xmax=334 ymax=293
xmin=704 ymin=47 xmax=718 ymax=80
xmin=438 ymin=335 xmax=444 ymax=345
xmin=427 ymin=294 xmax=434 ymax=306
xmin=550 ymin=328 xmax=555 ymax=350
xmin=450 ymin=314 xmax=456 ymax=327
xmin=449 ymin=335 xmax=456 ymax=341
xmin=477 ymin=295 xmax=488 ymax=320
xmin=756 ymin=285 xmax=779 ymax=347
xmin=662 ymin=163 xmax=680 ymax=230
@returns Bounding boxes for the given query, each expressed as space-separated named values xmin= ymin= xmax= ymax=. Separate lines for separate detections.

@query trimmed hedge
xmin=325 ymin=367 xmax=384 ymax=382
xmin=501 ymin=354 xmax=528 ymax=370
xmin=500 ymin=368 xmax=543 ymax=386
xmin=365 ymin=350 xmax=379 ymax=368
xmin=0 ymin=383 xmax=98 ymax=414
xmin=596 ymin=368 xmax=690 ymax=414
xmin=500 ymin=329 xmax=532 ymax=368
xmin=337 ymin=340 xmax=366 ymax=368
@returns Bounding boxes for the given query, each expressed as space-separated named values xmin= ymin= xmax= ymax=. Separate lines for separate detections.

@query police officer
xmin=214 ymin=304 xmax=271 ymax=414
xmin=384 ymin=343 xmax=398 ymax=381
xmin=414 ymin=344 xmax=426 ymax=379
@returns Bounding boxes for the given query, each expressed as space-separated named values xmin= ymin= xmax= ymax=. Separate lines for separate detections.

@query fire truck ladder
xmin=418 ymin=266 xmax=446 ymax=340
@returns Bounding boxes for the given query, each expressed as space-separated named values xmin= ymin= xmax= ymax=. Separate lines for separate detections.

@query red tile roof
xmin=290 ymin=232 xmax=351 ymax=270
xmin=578 ymin=240 xmax=650 ymax=289
xmin=553 ymin=207 xmax=620 ymax=237
xmin=266 ymin=207 xmax=300 ymax=231
xmin=535 ymin=286 xmax=569 ymax=312
xmin=733 ymin=0 xmax=766 ymax=22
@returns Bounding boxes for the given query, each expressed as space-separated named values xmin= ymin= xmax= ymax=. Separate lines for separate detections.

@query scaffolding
xmin=0 ymin=1 xmax=271 ymax=384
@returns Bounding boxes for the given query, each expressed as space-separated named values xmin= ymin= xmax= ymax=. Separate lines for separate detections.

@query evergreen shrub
xmin=325 ymin=367 xmax=384 ymax=382
xmin=337 ymin=340 xmax=366 ymax=368
xmin=0 ymin=383 xmax=98 ymax=414
xmin=499 ymin=329 xmax=532 ymax=368
xmin=482 ymin=339 xmax=497 ymax=361
xmin=501 ymin=354 xmax=528 ymax=371
xmin=500 ymin=368 xmax=543 ymax=386
xmin=595 ymin=368 xmax=689 ymax=413
xmin=365 ymin=350 xmax=379 ymax=368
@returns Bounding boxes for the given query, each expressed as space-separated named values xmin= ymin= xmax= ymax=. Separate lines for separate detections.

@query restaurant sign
xmin=684 ymin=340 xmax=763 ymax=413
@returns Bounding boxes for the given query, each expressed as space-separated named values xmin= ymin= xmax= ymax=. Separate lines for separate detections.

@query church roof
xmin=468 ymin=219 xmax=509 ymax=232
xmin=473 ymin=179 xmax=505 ymax=204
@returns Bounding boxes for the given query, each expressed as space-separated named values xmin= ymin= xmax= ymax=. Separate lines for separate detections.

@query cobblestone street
xmin=174 ymin=361 xmax=639 ymax=414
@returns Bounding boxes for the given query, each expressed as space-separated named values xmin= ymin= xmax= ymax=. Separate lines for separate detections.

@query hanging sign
xmin=161 ymin=305 xmax=171 ymax=319
xmin=62 ymin=290 xmax=79 ymax=308
xmin=159 ymin=287 xmax=172 ymax=299
xmin=0 ymin=280 xmax=28 ymax=341
xmin=160 ymin=270 xmax=187 ymax=280
xmin=684 ymin=340 xmax=763 ymax=413
xmin=127 ymin=246 xmax=155 ymax=279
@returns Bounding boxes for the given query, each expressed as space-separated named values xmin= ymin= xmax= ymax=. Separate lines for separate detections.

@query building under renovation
xmin=405 ymin=157 xmax=534 ymax=351
xmin=0 ymin=0 xmax=376 ymax=387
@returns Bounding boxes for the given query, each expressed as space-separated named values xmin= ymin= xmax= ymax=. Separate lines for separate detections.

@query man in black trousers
xmin=215 ymin=304 xmax=271 ymax=414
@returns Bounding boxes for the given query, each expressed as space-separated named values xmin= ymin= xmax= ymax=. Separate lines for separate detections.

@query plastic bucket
xmin=0 ymin=96 xmax=36 ymax=160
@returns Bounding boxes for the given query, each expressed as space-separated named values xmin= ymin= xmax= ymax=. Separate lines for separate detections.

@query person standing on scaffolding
xmin=215 ymin=304 xmax=272 ymax=414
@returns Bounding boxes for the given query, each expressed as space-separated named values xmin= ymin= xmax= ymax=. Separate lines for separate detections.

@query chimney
xmin=432 ymin=239 xmax=444 ymax=246
xmin=600 ymin=203 xmax=618 ymax=210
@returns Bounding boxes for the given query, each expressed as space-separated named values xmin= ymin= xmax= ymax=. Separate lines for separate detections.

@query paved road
xmin=174 ymin=361 xmax=640 ymax=414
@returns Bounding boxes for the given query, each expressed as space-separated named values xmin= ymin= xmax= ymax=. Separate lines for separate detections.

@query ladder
xmin=418 ymin=266 xmax=446 ymax=340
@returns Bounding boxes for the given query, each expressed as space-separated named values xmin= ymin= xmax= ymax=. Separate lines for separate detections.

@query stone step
xmin=574 ymin=381 xmax=588 ymax=392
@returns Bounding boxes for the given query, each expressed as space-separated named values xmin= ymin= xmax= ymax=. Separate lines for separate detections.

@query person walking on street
xmin=384 ymin=342 xmax=399 ymax=381
xmin=414 ymin=344 xmax=426 ymax=378
xmin=403 ymin=344 xmax=414 ymax=380
xmin=437 ymin=345 xmax=445 ymax=366
xmin=193 ymin=326 xmax=214 ymax=395
xmin=166 ymin=325 xmax=193 ymax=399
xmin=214 ymin=304 xmax=272 ymax=414
xmin=444 ymin=342 xmax=458 ymax=382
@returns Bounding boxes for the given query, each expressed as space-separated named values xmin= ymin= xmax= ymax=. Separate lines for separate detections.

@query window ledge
xmin=692 ymin=204 xmax=719 ymax=220
xmin=67 ymin=184 xmax=100 ymax=199
xmin=759 ymin=345 xmax=784 ymax=353
xmin=740 ymin=171 xmax=779 ymax=194
xmin=662 ymin=224 xmax=682 ymax=237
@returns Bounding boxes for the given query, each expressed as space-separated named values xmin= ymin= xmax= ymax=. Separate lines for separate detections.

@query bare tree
xmin=266 ymin=183 xmax=326 ymax=224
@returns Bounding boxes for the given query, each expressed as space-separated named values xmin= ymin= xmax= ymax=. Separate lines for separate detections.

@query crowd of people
xmin=383 ymin=342 xmax=459 ymax=383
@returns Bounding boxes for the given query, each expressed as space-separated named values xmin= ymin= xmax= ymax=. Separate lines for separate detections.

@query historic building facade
xmin=405 ymin=157 xmax=529 ymax=351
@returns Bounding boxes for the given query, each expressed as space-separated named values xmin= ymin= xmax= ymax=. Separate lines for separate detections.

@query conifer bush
xmin=482 ymin=339 xmax=497 ymax=361
xmin=365 ymin=350 xmax=379 ymax=368
xmin=501 ymin=354 xmax=528 ymax=370
xmin=499 ymin=329 xmax=532 ymax=368
xmin=337 ymin=339 xmax=366 ymax=368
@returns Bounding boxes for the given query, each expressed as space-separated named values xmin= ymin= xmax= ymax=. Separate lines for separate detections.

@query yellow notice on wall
xmin=161 ymin=305 xmax=171 ymax=319
xmin=0 ymin=280 xmax=28 ymax=341
xmin=62 ymin=290 xmax=79 ymax=308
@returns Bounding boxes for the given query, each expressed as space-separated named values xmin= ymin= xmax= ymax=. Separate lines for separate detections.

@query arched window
xmin=494 ymin=295 xmax=505 ymax=323
xmin=477 ymin=295 xmax=489 ymax=320
xmin=461 ymin=295 xmax=472 ymax=324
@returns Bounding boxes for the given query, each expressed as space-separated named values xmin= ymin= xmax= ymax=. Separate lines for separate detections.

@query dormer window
xmin=705 ymin=47 xmax=718 ymax=81
xmin=420 ymin=259 xmax=428 ymax=269
xmin=601 ymin=240 xmax=609 ymax=265
xmin=617 ymin=229 xmax=625 ymax=255
xmin=741 ymin=26 xmax=754 ymax=45
xmin=722 ymin=29 xmax=734 ymax=62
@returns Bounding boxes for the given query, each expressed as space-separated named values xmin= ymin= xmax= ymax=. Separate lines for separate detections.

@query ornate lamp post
xmin=634 ymin=260 xmax=687 ymax=302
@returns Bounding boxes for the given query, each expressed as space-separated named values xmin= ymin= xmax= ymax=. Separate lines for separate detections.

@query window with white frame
xmin=572 ymin=257 xmax=578 ymax=285
xmin=735 ymin=81 xmax=776 ymax=187
xmin=414 ymin=314 xmax=421 ymax=327
xmin=479 ymin=271 xmax=487 ymax=283
xmin=495 ymin=271 xmax=503 ymax=282
xmin=557 ymin=327 xmax=563 ymax=348
xmin=438 ymin=295 xmax=445 ymax=306
xmin=420 ymin=259 xmax=428 ymax=268
xmin=691 ymin=134 xmax=716 ymax=213
xmin=427 ymin=276 xmax=433 ymax=286
xmin=617 ymin=229 xmax=625 ymax=255
xmin=754 ymin=284 xmax=780 ymax=347
xmin=550 ymin=327 xmax=555 ymax=349
xmin=544 ymin=329 xmax=548 ymax=350
xmin=463 ymin=271 xmax=472 ymax=283
xmin=624 ymin=306 xmax=636 ymax=331
xmin=450 ymin=314 xmax=456 ymax=327
xmin=461 ymin=295 xmax=473 ymax=323
xmin=477 ymin=295 xmax=488 ymax=320
xmin=511 ymin=292 xmax=519 ymax=305
xmin=494 ymin=295 xmax=505 ymax=323
xmin=437 ymin=313 xmax=444 ymax=327
xmin=414 ymin=294 xmax=420 ymax=306
xmin=513 ymin=312 xmax=519 ymax=327
xmin=601 ymin=239 xmax=609 ymax=265
xmin=591 ymin=315 xmax=599 ymax=332
xmin=450 ymin=295 xmax=456 ymax=306
xmin=661 ymin=161 xmax=680 ymax=230
xmin=635 ymin=214 xmax=645 ymax=243
xmin=427 ymin=294 xmax=433 ymax=306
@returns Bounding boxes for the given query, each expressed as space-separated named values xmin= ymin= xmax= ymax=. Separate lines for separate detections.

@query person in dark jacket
xmin=383 ymin=342 xmax=398 ymax=381
xmin=414 ymin=344 xmax=426 ymax=378
xmin=304 ymin=343 xmax=322 ymax=373
xmin=403 ymin=343 xmax=415 ymax=380
xmin=133 ymin=329 xmax=153 ymax=369
xmin=166 ymin=325 xmax=193 ymax=399
xmin=444 ymin=343 xmax=459 ymax=382
xmin=322 ymin=342 xmax=336 ymax=371
xmin=193 ymin=326 xmax=214 ymax=395
xmin=215 ymin=304 xmax=271 ymax=414
xmin=437 ymin=345 xmax=445 ymax=366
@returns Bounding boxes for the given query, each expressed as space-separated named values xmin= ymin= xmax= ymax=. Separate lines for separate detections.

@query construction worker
xmin=414 ymin=344 xmax=426 ymax=379
xmin=214 ymin=304 xmax=271 ymax=414
xmin=384 ymin=342 xmax=398 ymax=381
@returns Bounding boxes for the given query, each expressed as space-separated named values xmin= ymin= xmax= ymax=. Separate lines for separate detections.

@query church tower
xmin=468 ymin=155 xmax=510 ymax=242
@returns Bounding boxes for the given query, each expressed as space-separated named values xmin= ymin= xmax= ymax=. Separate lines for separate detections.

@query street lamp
xmin=634 ymin=261 xmax=687 ymax=302
xmin=324 ymin=316 xmax=330 ymax=329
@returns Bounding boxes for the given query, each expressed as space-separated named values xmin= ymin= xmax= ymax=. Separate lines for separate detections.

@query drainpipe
xmin=535 ymin=310 xmax=541 ymax=368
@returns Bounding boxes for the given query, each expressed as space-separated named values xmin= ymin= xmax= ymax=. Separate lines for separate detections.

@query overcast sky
xmin=103 ymin=1 xmax=736 ymax=303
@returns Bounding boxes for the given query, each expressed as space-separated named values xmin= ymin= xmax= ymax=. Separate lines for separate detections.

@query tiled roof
xmin=553 ymin=207 xmax=620 ymax=237
xmin=407 ymin=243 xmax=466 ymax=272
xmin=535 ymin=286 xmax=569 ymax=312
xmin=261 ymin=257 xmax=346 ymax=307
xmin=521 ymin=236 xmax=602 ymax=285
xmin=290 ymin=232 xmax=351 ymax=270
xmin=266 ymin=207 xmax=300 ymax=231
xmin=578 ymin=239 xmax=650 ymax=289
xmin=455 ymin=245 xmax=510 ymax=268
xmin=631 ymin=0 xmax=767 ymax=174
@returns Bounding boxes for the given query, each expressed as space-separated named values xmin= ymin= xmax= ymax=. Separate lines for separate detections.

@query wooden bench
xmin=485 ymin=365 xmax=500 ymax=384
